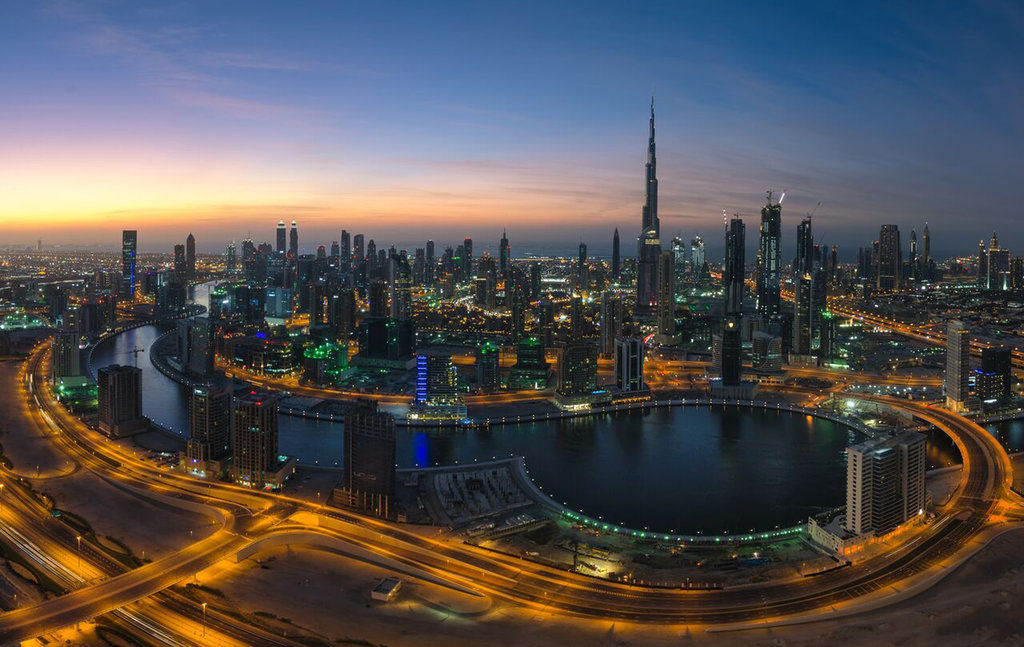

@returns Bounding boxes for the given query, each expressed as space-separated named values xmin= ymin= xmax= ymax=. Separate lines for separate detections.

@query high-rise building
xmin=97 ymin=364 xmax=147 ymax=437
xmin=690 ymin=235 xmax=705 ymax=269
xmin=226 ymin=241 xmax=237 ymax=272
xmin=557 ymin=343 xmax=597 ymax=397
xmin=655 ymin=249 xmax=676 ymax=344
xmin=173 ymin=244 xmax=187 ymax=280
xmin=475 ymin=341 xmax=501 ymax=392
xmin=425 ymin=240 xmax=435 ymax=285
xmin=751 ymin=331 xmax=783 ymax=372
xmin=51 ymin=331 xmax=81 ymax=381
xmin=719 ymin=316 xmax=742 ymax=385
xmin=121 ymin=230 xmax=138 ymax=297
xmin=184 ymin=382 xmax=231 ymax=474
xmin=499 ymin=230 xmax=510 ymax=277
xmin=288 ymin=220 xmax=298 ymax=257
xmin=600 ymin=291 xmax=623 ymax=357
xmin=636 ymin=99 xmax=660 ymax=316
xmin=508 ymin=266 xmax=526 ymax=341
xmin=844 ymin=432 xmax=926 ymax=536
xmin=340 ymin=229 xmax=351 ymax=267
xmin=987 ymin=231 xmax=1010 ymax=290
xmin=338 ymin=400 xmax=396 ymax=517
xmin=724 ymin=217 xmax=745 ymax=315
xmin=176 ymin=316 xmax=215 ymax=378
xmin=611 ymin=228 xmax=621 ymax=278
xmin=614 ymin=337 xmax=645 ymax=393
xmin=877 ymin=224 xmax=902 ymax=291
xmin=231 ymin=390 xmax=282 ymax=488
xmin=388 ymin=254 xmax=412 ymax=320
xmin=462 ymin=236 xmax=473 ymax=281
xmin=976 ymin=346 xmax=1012 ymax=402
xmin=409 ymin=351 xmax=466 ymax=420
xmin=276 ymin=220 xmax=287 ymax=254
xmin=186 ymin=233 xmax=196 ymax=280
xmin=945 ymin=320 xmax=970 ymax=411
xmin=756 ymin=191 xmax=782 ymax=319
xmin=796 ymin=216 xmax=813 ymax=274
xmin=577 ymin=242 xmax=588 ymax=289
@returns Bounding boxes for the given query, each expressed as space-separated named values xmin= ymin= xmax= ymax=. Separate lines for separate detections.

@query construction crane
xmin=127 ymin=347 xmax=145 ymax=367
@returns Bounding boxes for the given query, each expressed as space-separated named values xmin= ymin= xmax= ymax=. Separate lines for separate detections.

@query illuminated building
xmin=51 ymin=330 xmax=81 ymax=382
xmin=945 ymin=320 xmax=969 ymax=411
xmin=756 ymin=191 xmax=782 ymax=319
xmin=336 ymin=400 xmax=396 ymax=518
xmin=654 ymin=249 xmax=676 ymax=344
xmin=614 ymin=337 xmax=645 ymax=393
xmin=289 ymin=220 xmax=298 ymax=257
xmin=976 ymin=346 xmax=1011 ymax=402
xmin=876 ymin=224 xmax=901 ymax=291
xmin=184 ymin=382 xmax=231 ymax=478
xmin=388 ymin=253 xmax=412 ymax=319
xmin=231 ymin=390 xmax=293 ymax=489
xmin=751 ymin=331 xmax=783 ymax=372
xmin=600 ymin=291 xmax=623 ymax=357
xmin=611 ymin=228 xmax=620 ymax=278
xmin=844 ymin=432 xmax=926 ymax=537
xmin=724 ymin=217 xmax=745 ymax=315
xmin=303 ymin=342 xmax=347 ymax=385
xmin=510 ymin=336 xmax=548 ymax=389
xmin=276 ymin=220 xmax=287 ymax=254
xmin=475 ymin=341 xmax=501 ymax=392
xmin=499 ymin=229 xmax=510 ymax=276
xmin=186 ymin=233 xmax=196 ymax=280
xmin=554 ymin=342 xmax=604 ymax=410
xmin=121 ymin=229 xmax=137 ymax=297
xmin=409 ymin=351 xmax=466 ymax=421
xmin=176 ymin=317 xmax=214 ymax=378
xmin=636 ymin=100 xmax=660 ymax=317
xmin=97 ymin=364 xmax=148 ymax=438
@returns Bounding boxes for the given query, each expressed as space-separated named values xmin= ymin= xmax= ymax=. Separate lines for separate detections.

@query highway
xmin=0 ymin=341 xmax=1016 ymax=641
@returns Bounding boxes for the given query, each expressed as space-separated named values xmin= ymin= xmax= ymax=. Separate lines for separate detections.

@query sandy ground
xmin=187 ymin=525 xmax=1024 ymax=647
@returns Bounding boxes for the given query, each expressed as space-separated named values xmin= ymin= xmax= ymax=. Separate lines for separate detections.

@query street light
xmin=76 ymin=535 xmax=82 ymax=568
xmin=201 ymin=602 xmax=207 ymax=636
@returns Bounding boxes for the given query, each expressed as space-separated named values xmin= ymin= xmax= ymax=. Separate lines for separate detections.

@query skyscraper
xmin=185 ymin=233 xmax=196 ymax=280
xmin=655 ymin=249 xmax=676 ymax=344
xmin=409 ymin=351 xmax=466 ymax=420
xmin=719 ymin=316 xmax=742 ymax=386
xmin=577 ymin=242 xmax=588 ymax=289
xmin=636 ymin=98 xmax=660 ymax=316
xmin=231 ymin=390 xmax=281 ymax=488
xmin=796 ymin=216 xmax=813 ymax=274
xmin=173 ymin=244 xmax=186 ymax=281
xmin=977 ymin=346 xmax=1011 ymax=402
xmin=338 ymin=400 xmax=396 ymax=517
xmin=611 ymin=228 xmax=620 ymax=278
xmin=756 ymin=191 xmax=782 ymax=319
xmin=121 ymin=230 xmax=137 ymax=297
xmin=499 ymin=230 xmax=510 ymax=277
xmin=276 ymin=220 xmax=287 ymax=254
xmin=184 ymin=382 xmax=231 ymax=472
xmin=724 ymin=216 xmax=745 ymax=315
xmin=600 ymin=291 xmax=623 ymax=357
xmin=97 ymin=364 xmax=147 ymax=437
xmin=614 ymin=337 xmax=645 ymax=393
xmin=289 ymin=220 xmax=298 ymax=257
xmin=425 ymin=240 xmax=435 ymax=285
xmin=845 ymin=432 xmax=926 ymax=537
xmin=877 ymin=224 xmax=902 ymax=291
xmin=388 ymin=254 xmax=412 ymax=320
xmin=945 ymin=320 xmax=969 ymax=411
xmin=987 ymin=231 xmax=1010 ymax=290
xmin=340 ymin=229 xmax=351 ymax=267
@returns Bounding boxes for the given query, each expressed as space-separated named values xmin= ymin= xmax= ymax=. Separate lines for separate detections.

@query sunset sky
xmin=2 ymin=1 xmax=1023 ymax=257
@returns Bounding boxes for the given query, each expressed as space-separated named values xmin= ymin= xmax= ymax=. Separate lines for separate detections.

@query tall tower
xmin=577 ymin=242 xmax=588 ymax=289
xmin=724 ymin=216 xmax=745 ymax=315
xmin=796 ymin=217 xmax=813 ymax=274
xmin=908 ymin=229 xmax=918 ymax=280
xmin=499 ymin=230 xmax=510 ymax=277
xmin=231 ymin=390 xmax=280 ymax=488
xmin=655 ymin=249 xmax=676 ymax=344
xmin=276 ymin=220 xmax=287 ymax=254
xmin=611 ymin=228 xmax=620 ymax=278
xmin=121 ymin=230 xmax=137 ymax=297
xmin=877 ymin=224 xmax=902 ymax=291
xmin=185 ymin=233 xmax=196 ymax=280
xmin=922 ymin=222 xmax=930 ymax=266
xmin=945 ymin=320 xmax=969 ymax=411
xmin=636 ymin=98 xmax=661 ymax=315
xmin=756 ymin=190 xmax=782 ymax=319
xmin=288 ymin=220 xmax=298 ymax=258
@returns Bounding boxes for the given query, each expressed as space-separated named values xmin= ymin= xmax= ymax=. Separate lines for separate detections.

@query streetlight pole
xmin=76 ymin=535 xmax=82 ymax=568
xmin=201 ymin=602 xmax=207 ymax=637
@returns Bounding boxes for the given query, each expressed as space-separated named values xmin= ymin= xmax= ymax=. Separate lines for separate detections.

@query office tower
xmin=499 ymin=230 xmax=510 ymax=276
xmin=388 ymin=254 xmax=412 ymax=320
xmin=976 ymin=346 xmax=1012 ymax=402
xmin=844 ymin=432 xmax=926 ymax=536
xmin=176 ymin=316 xmax=214 ymax=378
xmin=186 ymin=233 xmax=196 ymax=280
xmin=508 ymin=266 xmax=526 ymax=341
xmin=655 ymin=249 xmax=676 ymax=344
xmin=977 ymin=239 xmax=988 ymax=288
xmin=557 ymin=343 xmax=597 ymax=396
xmin=751 ymin=331 xmax=783 ymax=372
xmin=425 ymin=240 xmax=435 ymax=285
xmin=96 ymin=364 xmax=147 ymax=437
xmin=51 ymin=331 xmax=81 ymax=381
xmin=877 ymin=224 xmax=902 ymax=291
xmin=1012 ymin=257 xmax=1024 ymax=290
xmin=636 ymin=99 xmax=660 ymax=316
xmin=600 ymin=291 xmax=623 ymax=357
xmin=410 ymin=351 xmax=466 ymax=420
xmin=366 ymin=239 xmax=378 ymax=277
xmin=671 ymin=236 xmax=687 ymax=285
xmin=368 ymin=279 xmax=388 ymax=318
xmin=339 ymin=400 xmax=396 ymax=517
xmin=611 ymin=228 xmax=620 ymax=278
xmin=756 ymin=191 xmax=782 ymax=319
xmin=185 ymin=382 xmax=231 ymax=469
xmin=529 ymin=262 xmax=541 ymax=299
xmin=719 ymin=316 xmax=742 ymax=385
xmin=577 ymin=242 xmax=588 ymax=289
xmin=353 ymin=234 xmax=365 ymax=269
xmin=329 ymin=287 xmax=357 ymax=340
xmin=356 ymin=317 xmax=415 ymax=368
xmin=231 ymin=390 xmax=281 ymax=488
xmin=908 ymin=229 xmax=918 ymax=281
xmin=287 ymin=220 xmax=298 ymax=257
xmin=614 ymin=337 xmax=645 ymax=392
xmin=276 ymin=220 xmax=287 ymax=254
xmin=475 ymin=341 xmax=501 ymax=392
xmin=690 ymin=235 xmax=705 ymax=268
xmin=121 ymin=230 xmax=138 ymax=297
xmin=462 ymin=236 xmax=473 ymax=280
xmin=793 ymin=268 xmax=829 ymax=358
xmin=724 ymin=216 xmax=745 ymax=315
xmin=569 ymin=295 xmax=585 ymax=341
xmin=796 ymin=217 xmax=813 ymax=274
xmin=922 ymin=222 xmax=930 ymax=266
xmin=340 ymin=229 xmax=351 ymax=267
xmin=226 ymin=241 xmax=237 ymax=272
xmin=987 ymin=231 xmax=1010 ymax=290
xmin=537 ymin=298 xmax=555 ymax=348
xmin=945 ymin=320 xmax=970 ymax=411
xmin=173 ymin=244 xmax=187 ymax=281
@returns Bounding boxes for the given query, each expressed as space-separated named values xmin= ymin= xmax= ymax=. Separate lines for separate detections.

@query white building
xmin=845 ymin=432 xmax=926 ymax=537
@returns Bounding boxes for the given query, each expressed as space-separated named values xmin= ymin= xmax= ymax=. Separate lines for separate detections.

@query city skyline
xmin=3 ymin=2 xmax=1024 ymax=252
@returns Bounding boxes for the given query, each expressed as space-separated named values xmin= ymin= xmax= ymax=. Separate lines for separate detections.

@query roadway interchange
xmin=0 ymin=343 xmax=1017 ymax=642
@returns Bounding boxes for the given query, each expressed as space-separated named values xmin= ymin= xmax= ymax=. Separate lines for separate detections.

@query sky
xmin=1 ymin=1 xmax=1022 ymax=258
